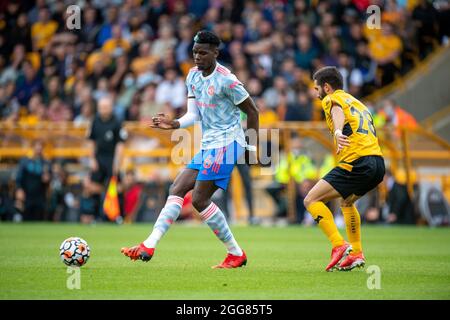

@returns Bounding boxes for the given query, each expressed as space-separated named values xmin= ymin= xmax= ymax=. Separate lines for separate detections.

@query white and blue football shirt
xmin=186 ymin=63 xmax=249 ymax=149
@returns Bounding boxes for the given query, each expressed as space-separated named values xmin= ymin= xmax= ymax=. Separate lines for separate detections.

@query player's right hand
xmin=145 ymin=113 xmax=177 ymax=130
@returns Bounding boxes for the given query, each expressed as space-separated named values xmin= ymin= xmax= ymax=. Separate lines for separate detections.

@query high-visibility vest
xmin=319 ymin=154 xmax=336 ymax=178
xmin=275 ymin=153 xmax=317 ymax=184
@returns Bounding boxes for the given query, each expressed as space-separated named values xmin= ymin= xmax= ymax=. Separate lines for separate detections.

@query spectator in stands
xmin=368 ymin=23 xmax=403 ymax=86
xmin=130 ymin=41 xmax=158 ymax=76
xmin=1 ymin=43 xmax=26 ymax=87
xmin=337 ymin=52 xmax=364 ymax=97
xmin=13 ymin=60 xmax=42 ymax=107
xmin=109 ymin=54 xmax=129 ymax=95
xmin=263 ymin=76 xmax=296 ymax=110
xmin=139 ymin=83 xmax=169 ymax=120
xmin=8 ymin=12 xmax=32 ymax=53
xmin=125 ymin=11 xmax=153 ymax=47
xmin=47 ymin=98 xmax=72 ymax=122
xmin=19 ymin=92 xmax=46 ymax=125
xmin=155 ymin=68 xmax=186 ymax=115
xmin=80 ymin=6 xmax=101 ymax=53
xmin=85 ymin=51 xmax=107 ymax=89
xmin=74 ymin=99 xmax=96 ymax=127
xmin=135 ymin=59 xmax=162 ymax=91
xmin=31 ymin=6 xmax=58 ymax=51
xmin=43 ymin=75 xmax=64 ymax=105
xmin=125 ymin=94 xmax=141 ymax=121
xmin=151 ymin=24 xmax=177 ymax=60
xmin=71 ymin=82 xmax=92 ymax=118
xmin=93 ymin=77 xmax=110 ymax=102
xmin=284 ymin=90 xmax=313 ymax=122
xmin=256 ymin=97 xmax=278 ymax=128
xmin=102 ymin=24 xmax=131 ymax=58
xmin=116 ymin=72 xmax=137 ymax=112
xmin=97 ymin=6 xmax=119 ymax=47
xmin=412 ymin=0 xmax=440 ymax=58
xmin=15 ymin=140 xmax=51 ymax=221
xmin=322 ymin=37 xmax=342 ymax=67
xmin=175 ymin=27 xmax=194 ymax=65
xmin=294 ymin=34 xmax=320 ymax=71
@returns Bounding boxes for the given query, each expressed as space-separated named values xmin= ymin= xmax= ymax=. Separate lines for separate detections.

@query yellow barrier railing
xmin=1 ymin=121 xmax=449 ymax=222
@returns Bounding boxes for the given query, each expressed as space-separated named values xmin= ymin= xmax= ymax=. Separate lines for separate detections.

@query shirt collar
xmin=201 ymin=62 xmax=219 ymax=81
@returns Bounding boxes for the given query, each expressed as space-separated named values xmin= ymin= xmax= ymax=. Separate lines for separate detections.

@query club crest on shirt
xmin=191 ymin=85 xmax=195 ymax=93
xmin=207 ymin=85 xmax=214 ymax=96
xmin=203 ymin=155 xmax=214 ymax=169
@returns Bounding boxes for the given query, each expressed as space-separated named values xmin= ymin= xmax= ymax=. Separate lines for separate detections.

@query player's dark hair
xmin=313 ymin=66 xmax=343 ymax=90
xmin=193 ymin=30 xmax=221 ymax=47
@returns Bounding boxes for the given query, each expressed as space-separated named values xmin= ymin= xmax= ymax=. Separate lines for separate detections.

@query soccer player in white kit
xmin=121 ymin=30 xmax=259 ymax=269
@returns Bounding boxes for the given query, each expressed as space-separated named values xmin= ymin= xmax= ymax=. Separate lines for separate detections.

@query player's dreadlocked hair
xmin=193 ymin=30 xmax=221 ymax=47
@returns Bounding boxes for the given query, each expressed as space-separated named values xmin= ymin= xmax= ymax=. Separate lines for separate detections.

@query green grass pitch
xmin=1 ymin=223 xmax=449 ymax=299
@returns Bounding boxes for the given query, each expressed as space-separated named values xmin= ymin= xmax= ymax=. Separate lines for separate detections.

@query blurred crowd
xmin=0 ymin=0 xmax=449 ymax=125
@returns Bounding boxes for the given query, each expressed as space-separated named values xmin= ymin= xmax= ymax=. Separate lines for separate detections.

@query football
xmin=59 ymin=237 xmax=90 ymax=267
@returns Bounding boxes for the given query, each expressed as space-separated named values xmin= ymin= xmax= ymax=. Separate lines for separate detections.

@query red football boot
xmin=325 ymin=242 xmax=352 ymax=272
xmin=121 ymin=243 xmax=154 ymax=262
xmin=212 ymin=251 xmax=247 ymax=269
xmin=338 ymin=252 xmax=365 ymax=271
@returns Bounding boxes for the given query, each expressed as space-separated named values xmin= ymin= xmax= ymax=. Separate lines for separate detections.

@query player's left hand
xmin=335 ymin=131 xmax=350 ymax=154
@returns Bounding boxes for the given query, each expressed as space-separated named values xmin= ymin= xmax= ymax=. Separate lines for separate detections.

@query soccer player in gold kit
xmin=304 ymin=66 xmax=385 ymax=271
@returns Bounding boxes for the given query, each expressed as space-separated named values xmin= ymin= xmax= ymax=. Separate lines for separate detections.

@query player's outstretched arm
xmin=238 ymin=97 xmax=259 ymax=165
xmin=330 ymin=104 xmax=350 ymax=154
xmin=143 ymin=113 xmax=180 ymax=130
xmin=144 ymin=98 xmax=199 ymax=130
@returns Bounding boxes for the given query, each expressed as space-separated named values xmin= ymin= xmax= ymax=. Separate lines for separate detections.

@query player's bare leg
xmin=191 ymin=180 xmax=247 ymax=269
xmin=339 ymin=194 xmax=366 ymax=271
xmin=121 ymin=169 xmax=198 ymax=261
xmin=304 ymin=179 xmax=351 ymax=271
